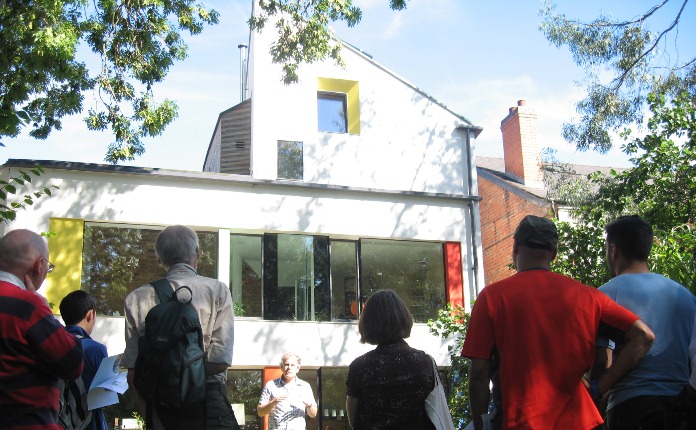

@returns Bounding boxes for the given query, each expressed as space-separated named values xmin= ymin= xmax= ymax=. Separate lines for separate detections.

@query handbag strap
xmin=430 ymin=356 xmax=442 ymax=386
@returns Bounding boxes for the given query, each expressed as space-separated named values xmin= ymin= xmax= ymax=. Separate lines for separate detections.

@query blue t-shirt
xmin=66 ymin=325 xmax=109 ymax=430
xmin=599 ymin=273 xmax=696 ymax=409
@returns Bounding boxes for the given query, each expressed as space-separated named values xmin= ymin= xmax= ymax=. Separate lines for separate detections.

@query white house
xmin=0 ymin=3 xmax=483 ymax=428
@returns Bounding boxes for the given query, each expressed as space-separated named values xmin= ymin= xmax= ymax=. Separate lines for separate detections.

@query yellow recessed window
xmin=317 ymin=78 xmax=359 ymax=135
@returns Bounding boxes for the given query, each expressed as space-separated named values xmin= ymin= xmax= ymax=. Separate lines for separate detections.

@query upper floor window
xmin=317 ymin=92 xmax=347 ymax=133
xmin=317 ymin=77 xmax=360 ymax=134
xmin=277 ymin=140 xmax=303 ymax=180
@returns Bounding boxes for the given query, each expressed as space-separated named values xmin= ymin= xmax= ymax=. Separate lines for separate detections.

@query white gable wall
xmin=248 ymin=21 xmax=471 ymax=195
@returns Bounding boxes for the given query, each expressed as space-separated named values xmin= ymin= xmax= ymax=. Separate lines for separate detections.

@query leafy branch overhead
xmin=540 ymin=0 xmax=696 ymax=153
xmin=0 ymin=166 xmax=58 ymax=223
xmin=0 ymin=0 xmax=219 ymax=163
xmin=250 ymin=0 xmax=408 ymax=84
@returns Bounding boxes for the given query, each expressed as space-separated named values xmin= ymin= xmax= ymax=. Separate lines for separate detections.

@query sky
xmin=2 ymin=0 xmax=694 ymax=171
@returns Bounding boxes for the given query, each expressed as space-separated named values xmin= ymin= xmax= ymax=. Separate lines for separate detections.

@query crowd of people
xmin=1 ymin=215 xmax=695 ymax=430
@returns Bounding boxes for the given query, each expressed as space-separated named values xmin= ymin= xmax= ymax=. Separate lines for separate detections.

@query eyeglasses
xmin=42 ymin=257 xmax=55 ymax=273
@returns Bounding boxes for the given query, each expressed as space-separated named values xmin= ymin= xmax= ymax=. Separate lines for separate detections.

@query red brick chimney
xmin=500 ymin=100 xmax=543 ymax=188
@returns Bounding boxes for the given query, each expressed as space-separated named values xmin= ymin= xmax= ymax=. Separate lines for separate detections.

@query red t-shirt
xmin=462 ymin=270 xmax=638 ymax=429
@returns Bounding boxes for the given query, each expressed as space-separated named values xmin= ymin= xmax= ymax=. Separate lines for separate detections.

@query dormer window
xmin=318 ymin=92 xmax=347 ymax=133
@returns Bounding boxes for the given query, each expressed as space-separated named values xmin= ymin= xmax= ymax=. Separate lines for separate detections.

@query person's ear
xmin=608 ymin=243 xmax=619 ymax=260
xmin=86 ymin=309 xmax=95 ymax=323
xmin=32 ymin=258 xmax=43 ymax=276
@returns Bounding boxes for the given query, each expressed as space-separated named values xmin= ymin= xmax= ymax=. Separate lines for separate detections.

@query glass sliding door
xmin=329 ymin=241 xmax=358 ymax=320
xmin=229 ymin=235 xmax=263 ymax=318
xmin=263 ymin=234 xmax=330 ymax=321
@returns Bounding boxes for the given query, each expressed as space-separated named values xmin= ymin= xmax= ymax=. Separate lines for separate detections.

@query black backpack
xmin=133 ymin=279 xmax=206 ymax=421
xmin=57 ymin=335 xmax=92 ymax=430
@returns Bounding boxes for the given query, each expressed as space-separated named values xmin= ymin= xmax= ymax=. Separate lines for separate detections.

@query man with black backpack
xmin=122 ymin=225 xmax=238 ymax=430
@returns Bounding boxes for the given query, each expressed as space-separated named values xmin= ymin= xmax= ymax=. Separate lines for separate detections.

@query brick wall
xmin=478 ymin=175 xmax=550 ymax=285
xmin=500 ymin=101 xmax=543 ymax=188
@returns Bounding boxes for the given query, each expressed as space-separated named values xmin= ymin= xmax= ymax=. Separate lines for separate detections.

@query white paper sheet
xmin=87 ymin=354 xmax=129 ymax=410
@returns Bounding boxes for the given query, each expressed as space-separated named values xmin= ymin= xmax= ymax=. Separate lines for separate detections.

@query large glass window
xmin=230 ymin=235 xmax=263 ymax=318
xmin=277 ymin=140 xmax=303 ymax=180
xmin=80 ymin=224 xmax=217 ymax=316
xmin=329 ymin=241 xmax=358 ymax=320
xmin=226 ymin=369 xmax=263 ymax=429
xmin=317 ymin=92 xmax=347 ymax=133
xmin=80 ymin=223 xmax=450 ymax=322
xmin=359 ymin=239 xmax=446 ymax=323
xmin=263 ymin=234 xmax=330 ymax=321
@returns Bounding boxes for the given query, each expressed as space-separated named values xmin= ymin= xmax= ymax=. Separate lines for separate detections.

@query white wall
xmin=4 ymin=168 xmax=472 ymax=243
xmin=4 ymin=164 xmax=471 ymax=366
xmin=79 ymin=317 xmax=453 ymax=367
xmin=248 ymin=19 xmax=471 ymax=195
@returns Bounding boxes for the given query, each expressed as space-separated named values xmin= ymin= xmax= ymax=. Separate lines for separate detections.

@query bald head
xmin=0 ymin=229 xmax=50 ymax=289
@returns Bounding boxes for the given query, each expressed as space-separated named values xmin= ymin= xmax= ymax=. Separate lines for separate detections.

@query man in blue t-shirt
xmin=60 ymin=290 xmax=109 ymax=430
xmin=594 ymin=215 xmax=696 ymax=429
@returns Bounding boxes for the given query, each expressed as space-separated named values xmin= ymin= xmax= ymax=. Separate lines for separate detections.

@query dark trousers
xmin=156 ymin=381 xmax=240 ymax=430
xmin=606 ymin=395 xmax=678 ymax=430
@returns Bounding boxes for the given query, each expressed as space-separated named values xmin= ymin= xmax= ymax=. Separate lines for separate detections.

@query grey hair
xmin=280 ymin=352 xmax=301 ymax=366
xmin=155 ymin=225 xmax=199 ymax=267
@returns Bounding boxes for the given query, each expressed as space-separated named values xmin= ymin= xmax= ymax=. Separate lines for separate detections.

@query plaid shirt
xmin=259 ymin=377 xmax=316 ymax=430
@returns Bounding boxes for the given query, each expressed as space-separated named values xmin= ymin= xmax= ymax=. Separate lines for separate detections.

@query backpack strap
xmin=145 ymin=278 xmax=172 ymax=430
xmin=150 ymin=278 xmax=174 ymax=304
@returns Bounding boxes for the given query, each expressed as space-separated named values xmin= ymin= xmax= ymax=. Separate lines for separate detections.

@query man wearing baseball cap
xmin=462 ymin=215 xmax=655 ymax=430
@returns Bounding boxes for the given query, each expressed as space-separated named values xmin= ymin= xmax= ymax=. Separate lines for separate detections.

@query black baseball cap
xmin=514 ymin=215 xmax=558 ymax=251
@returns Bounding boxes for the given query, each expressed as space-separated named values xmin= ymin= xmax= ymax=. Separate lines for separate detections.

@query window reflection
xmin=330 ymin=241 xmax=358 ymax=320
xmin=80 ymin=224 xmax=217 ymax=316
xmin=359 ymin=239 xmax=446 ymax=323
xmin=230 ymin=235 xmax=263 ymax=317
xmin=277 ymin=140 xmax=303 ymax=180
xmin=318 ymin=92 xmax=347 ymax=133
xmin=263 ymin=234 xmax=330 ymax=321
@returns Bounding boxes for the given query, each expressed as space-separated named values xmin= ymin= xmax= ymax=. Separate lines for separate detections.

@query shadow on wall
xmin=305 ymin=90 xmax=468 ymax=196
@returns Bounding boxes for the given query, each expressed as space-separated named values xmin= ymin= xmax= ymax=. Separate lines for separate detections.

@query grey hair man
xmin=123 ymin=225 xmax=237 ymax=430
xmin=257 ymin=352 xmax=318 ymax=430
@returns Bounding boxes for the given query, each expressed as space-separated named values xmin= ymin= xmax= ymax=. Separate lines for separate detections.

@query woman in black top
xmin=346 ymin=289 xmax=436 ymax=430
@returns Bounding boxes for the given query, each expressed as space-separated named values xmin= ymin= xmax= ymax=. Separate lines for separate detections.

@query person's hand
xmin=24 ymin=274 xmax=36 ymax=292
xmin=24 ymin=274 xmax=50 ymax=307
xmin=274 ymin=394 xmax=288 ymax=404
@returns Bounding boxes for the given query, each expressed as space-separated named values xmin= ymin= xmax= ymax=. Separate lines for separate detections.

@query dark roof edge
xmin=4 ymin=159 xmax=482 ymax=203
xmin=476 ymin=167 xmax=548 ymax=206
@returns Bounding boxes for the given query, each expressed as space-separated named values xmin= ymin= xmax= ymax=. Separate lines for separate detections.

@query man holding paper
xmin=60 ymin=290 xmax=109 ymax=430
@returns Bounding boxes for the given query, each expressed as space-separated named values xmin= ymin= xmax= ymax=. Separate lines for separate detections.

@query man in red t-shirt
xmin=462 ymin=215 xmax=655 ymax=430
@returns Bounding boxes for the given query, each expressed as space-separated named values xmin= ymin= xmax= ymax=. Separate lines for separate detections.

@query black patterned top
xmin=346 ymin=340 xmax=436 ymax=430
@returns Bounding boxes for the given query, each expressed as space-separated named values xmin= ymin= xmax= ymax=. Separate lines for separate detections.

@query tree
xmin=540 ymin=0 xmax=696 ymax=153
xmin=0 ymin=0 xmax=219 ymax=163
xmin=249 ymin=0 xmax=408 ymax=84
xmin=552 ymin=92 xmax=696 ymax=293
xmin=428 ymin=303 xmax=471 ymax=427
